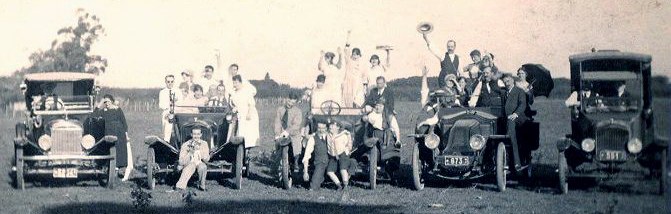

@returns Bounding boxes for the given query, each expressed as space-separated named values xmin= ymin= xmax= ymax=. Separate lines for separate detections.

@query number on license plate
xmin=444 ymin=156 xmax=469 ymax=166
xmin=53 ymin=168 xmax=78 ymax=178
xmin=599 ymin=150 xmax=625 ymax=161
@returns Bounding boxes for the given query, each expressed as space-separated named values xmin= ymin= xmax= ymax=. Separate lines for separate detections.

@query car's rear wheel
xmin=558 ymin=151 xmax=568 ymax=194
xmin=233 ymin=144 xmax=244 ymax=189
xmin=146 ymin=147 xmax=156 ymax=190
xmin=496 ymin=142 xmax=507 ymax=192
xmin=659 ymin=149 xmax=667 ymax=195
xmin=411 ymin=143 xmax=424 ymax=191
xmin=369 ymin=146 xmax=379 ymax=190
xmin=280 ymin=146 xmax=292 ymax=189
xmin=15 ymin=147 xmax=25 ymax=190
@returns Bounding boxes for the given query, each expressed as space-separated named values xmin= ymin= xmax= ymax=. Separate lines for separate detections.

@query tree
xmin=264 ymin=72 xmax=271 ymax=81
xmin=25 ymin=8 xmax=107 ymax=74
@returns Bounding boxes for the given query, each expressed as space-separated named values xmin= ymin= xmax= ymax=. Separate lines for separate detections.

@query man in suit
xmin=502 ymin=74 xmax=528 ymax=170
xmin=274 ymin=92 xmax=305 ymax=172
xmin=364 ymin=76 xmax=400 ymax=145
xmin=422 ymin=34 xmax=460 ymax=88
xmin=302 ymin=118 xmax=330 ymax=190
xmin=468 ymin=67 xmax=503 ymax=107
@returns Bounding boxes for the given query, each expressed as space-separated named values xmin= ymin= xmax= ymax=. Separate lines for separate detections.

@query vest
xmin=313 ymin=133 xmax=329 ymax=164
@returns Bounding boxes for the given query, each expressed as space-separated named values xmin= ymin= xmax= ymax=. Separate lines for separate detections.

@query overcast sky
xmin=0 ymin=0 xmax=669 ymax=88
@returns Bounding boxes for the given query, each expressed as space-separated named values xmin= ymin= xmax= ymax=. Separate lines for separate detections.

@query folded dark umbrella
xmin=521 ymin=63 xmax=554 ymax=97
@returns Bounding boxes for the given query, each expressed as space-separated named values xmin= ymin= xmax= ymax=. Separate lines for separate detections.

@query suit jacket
xmin=504 ymin=86 xmax=528 ymax=123
xmin=473 ymin=80 xmax=502 ymax=107
xmin=274 ymin=105 xmax=304 ymax=136
xmin=365 ymin=86 xmax=395 ymax=115
xmin=439 ymin=53 xmax=460 ymax=88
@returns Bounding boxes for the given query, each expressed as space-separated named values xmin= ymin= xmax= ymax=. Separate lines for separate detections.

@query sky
xmin=0 ymin=0 xmax=669 ymax=88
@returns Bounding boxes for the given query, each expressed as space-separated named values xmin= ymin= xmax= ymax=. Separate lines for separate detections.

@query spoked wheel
xmin=146 ymin=147 xmax=156 ymax=190
xmin=15 ymin=147 xmax=25 ymax=190
xmin=280 ymin=146 xmax=292 ymax=189
xmin=233 ymin=144 xmax=244 ymax=189
xmin=558 ymin=151 xmax=569 ymax=194
xmin=102 ymin=147 xmax=117 ymax=189
xmin=659 ymin=149 xmax=667 ymax=195
xmin=496 ymin=142 xmax=507 ymax=192
xmin=243 ymin=149 xmax=250 ymax=178
xmin=411 ymin=143 xmax=425 ymax=191
xmin=368 ymin=146 xmax=379 ymax=190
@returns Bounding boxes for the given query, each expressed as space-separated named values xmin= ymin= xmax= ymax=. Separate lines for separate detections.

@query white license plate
xmin=53 ymin=168 xmax=78 ymax=178
xmin=444 ymin=156 xmax=469 ymax=166
xmin=599 ymin=150 xmax=625 ymax=161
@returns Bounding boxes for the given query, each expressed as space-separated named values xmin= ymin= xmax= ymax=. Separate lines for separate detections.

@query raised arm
xmin=383 ymin=49 xmax=391 ymax=71
xmin=422 ymin=34 xmax=442 ymax=61
xmin=420 ymin=66 xmax=430 ymax=106
xmin=343 ymin=30 xmax=352 ymax=66
xmin=317 ymin=50 xmax=326 ymax=73
xmin=335 ymin=47 xmax=343 ymax=69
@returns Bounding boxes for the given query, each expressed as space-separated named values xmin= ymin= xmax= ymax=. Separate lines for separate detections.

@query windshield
xmin=580 ymin=71 xmax=642 ymax=113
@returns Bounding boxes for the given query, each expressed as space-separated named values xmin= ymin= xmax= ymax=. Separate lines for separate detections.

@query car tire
xmin=280 ymin=146 xmax=292 ymax=190
xmin=147 ymin=147 xmax=156 ymax=190
xmin=496 ymin=142 xmax=507 ymax=192
xmin=15 ymin=147 xmax=25 ymax=190
xmin=233 ymin=144 xmax=243 ymax=189
xmin=558 ymin=151 xmax=568 ymax=194
xmin=411 ymin=143 xmax=424 ymax=191
xmin=660 ymin=149 xmax=667 ymax=195
xmin=369 ymin=146 xmax=379 ymax=190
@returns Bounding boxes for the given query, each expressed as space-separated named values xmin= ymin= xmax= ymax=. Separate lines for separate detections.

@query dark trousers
xmin=506 ymin=119 xmax=526 ymax=168
xmin=309 ymin=163 xmax=327 ymax=190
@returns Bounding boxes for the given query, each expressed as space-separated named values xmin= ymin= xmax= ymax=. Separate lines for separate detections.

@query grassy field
xmin=0 ymin=98 xmax=668 ymax=213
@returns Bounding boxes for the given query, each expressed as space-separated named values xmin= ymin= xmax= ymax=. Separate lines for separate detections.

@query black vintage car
xmin=13 ymin=72 xmax=118 ymax=190
xmin=144 ymin=101 xmax=246 ymax=190
xmin=556 ymin=50 xmax=667 ymax=194
xmin=410 ymin=90 xmax=540 ymax=191
xmin=278 ymin=100 xmax=400 ymax=190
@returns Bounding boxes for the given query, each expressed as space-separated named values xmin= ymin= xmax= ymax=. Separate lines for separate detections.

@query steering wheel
xmin=319 ymin=100 xmax=341 ymax=116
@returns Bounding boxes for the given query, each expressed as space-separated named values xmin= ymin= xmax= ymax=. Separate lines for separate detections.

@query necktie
xmin=281 ymin=108 xmax=289 ymax=129
xmin=486 ymin=82 xmax=491 ymax=93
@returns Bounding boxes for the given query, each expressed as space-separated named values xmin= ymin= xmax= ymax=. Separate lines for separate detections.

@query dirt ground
xmin=0 ymin=99 xmax=667 ymax=214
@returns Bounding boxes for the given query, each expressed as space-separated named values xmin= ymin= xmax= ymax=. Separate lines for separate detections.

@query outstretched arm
xmin=317 ymin=50 xmax=325 ymax=73
xmin=335 ymin=47 xmax=343 ymax=69
xmin=343 ymin=30 xmax=352 ymax=66
xmin=420 ymin=66 xmax=430 ymax=106
xmin=422 ymin=34 xmax=442 ymax=61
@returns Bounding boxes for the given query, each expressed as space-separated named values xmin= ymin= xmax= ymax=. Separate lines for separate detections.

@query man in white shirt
xmin=310 ymin=75 xmax=337 ymax=114
xmin=197 ymin=65 xmax=219 ymax=97
xmin=159 ymin=75 xmax=177 ymax=142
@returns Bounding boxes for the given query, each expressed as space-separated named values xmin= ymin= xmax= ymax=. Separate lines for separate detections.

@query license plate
xmin=53 ymin=168 xmax=78 ymax=178
xmin=599 ymin=150 xmax=625 ymax=161
xmin=444 ymin=156 xmax=469 ymax=166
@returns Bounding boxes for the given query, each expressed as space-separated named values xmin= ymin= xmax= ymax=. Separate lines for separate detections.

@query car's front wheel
xmin=411 ymin=143 xmax=424 ymax=191
xmin=101 ymin=147 xmax=117 ymax=189
xmin=558 ymin=151 xmax=568 ymax=194
xmin=280 ymin=146 xmax=292 ymax=189
xmin=146 ymin=147 xmax=156 ymax=190
xmin=15 ymin=147 xmax=25 ymax=190
xmin=233 ymin=144 xmax=244 ymax=189
xmin=659 ymin=149 xmax=667 ymax=195
xmin=369 ymin=146 xmax=379 ymax=190
xmin=496 ymin=142 xmax=507 ymax=192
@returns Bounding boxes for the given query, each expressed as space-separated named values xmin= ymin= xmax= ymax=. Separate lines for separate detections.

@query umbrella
xmin=521 ymin=63 xmax=554 ymax=97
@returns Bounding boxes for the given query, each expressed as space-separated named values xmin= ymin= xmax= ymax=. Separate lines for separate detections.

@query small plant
xmin=130 ymin=183 xmax=152 ymax=210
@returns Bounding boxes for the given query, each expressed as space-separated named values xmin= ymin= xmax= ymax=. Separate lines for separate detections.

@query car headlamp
xmin=627 ymin=138 xmax=642 ymax=154
xmin=226 ymin=114 xmax=233 ymax=121
xmin=38 ymin=135 xmax=52 ymax=151
xmin=424 ymin=133 xmax=440 ymax=149
xmin=581 ymin=138 xmax=595 ymax=152
xmin=469 ymin=134 xmax=486 ymax=151
xmin=81 ymin=134 xmax=95 ymax=150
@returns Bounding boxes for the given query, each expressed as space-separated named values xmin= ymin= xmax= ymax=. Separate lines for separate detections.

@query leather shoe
xmin=196 ymin=185 xmax=207 ymax=191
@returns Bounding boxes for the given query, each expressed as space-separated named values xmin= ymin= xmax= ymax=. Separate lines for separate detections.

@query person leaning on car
xmin=274 ymin=92 xmax=305 ymax=172
xmin=159 ymin=75 xmax=177 ymax=142
xmin=175 ymin=128 xmax=210 ymax=192
xmin=502 ymin=74 xmax=528 ymax=169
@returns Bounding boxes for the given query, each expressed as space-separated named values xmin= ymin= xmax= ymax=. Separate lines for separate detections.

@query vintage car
xmin=144 ymin=99 xmax=247 ymax=190
xmin=13 ymin=72 xmax=118 ymax=190
xmin=556 ymin=50 xmax=667 ymax=194
xmin=278 ymin=100 xmax=400 ymax=190
xmin=410 ymin=90 xmax=539 ymax=191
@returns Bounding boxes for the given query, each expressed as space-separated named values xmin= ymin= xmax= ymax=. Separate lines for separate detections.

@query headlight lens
xmin=424 ymin=133 xmax=440 ymax=149
xmin=225 ymin=114 xmax=233 ymax=121
xmin=581 ymin=138 xmax=595 ymax=152
xmin=627 ymin=138 xmax=642 ymax=154
xmin=81 ymin=134 xmax=95 ymax=150
xmin=469 ymin=134 xmax=486 ymax=150
xmin=38 ymin=135 xmax=52 ymax=151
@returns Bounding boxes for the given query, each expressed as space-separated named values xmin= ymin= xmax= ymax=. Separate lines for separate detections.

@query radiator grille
xmin=51 ymin=124 xmax=83 ymax=155
xmin=595 ymin=124 xmax=628 ymax=157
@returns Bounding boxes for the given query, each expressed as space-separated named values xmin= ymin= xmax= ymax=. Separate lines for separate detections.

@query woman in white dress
xmin=223 ymin=64 xmax=257 ymax=97
xmin=230 ymin=75 xmax=259 ymax=148
xmin=317 ymin=50 xmax=344 ymax=105
xmin=365 ymin=51 xmax=390 ymax=94
xmin=341 ymin=31 xmax=366 ymax=107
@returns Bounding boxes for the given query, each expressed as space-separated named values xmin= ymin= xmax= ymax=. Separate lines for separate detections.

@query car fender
xmin=144 ymin=135 xmax=179 ymax=154
xmin=364 ymin=137 xmax=380 ymax=148
xmin=86 ymin=135 xmax=118 ymax=155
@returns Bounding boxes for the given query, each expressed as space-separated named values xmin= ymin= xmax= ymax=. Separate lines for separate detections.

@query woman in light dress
xmin=365 ymin=50 xmax=390 ymax=94
xmin=317 ymin=49 xmax=344 ymax=105
xmin=229 ymin=75 xmax=259 ymax=148
xmin=341 ymin=31 xmax=366 ymax=107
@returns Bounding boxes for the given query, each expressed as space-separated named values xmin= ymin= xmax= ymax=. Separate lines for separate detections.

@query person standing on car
xmin=197 ymin=65 xmax=219 ymax=97
xmin=302 ymin=118 xmax=329 ymax=190
xmin=274 ymin=92 xmax=304 ymax=172
xmin=421 ymin=34 xmax=460 ymax=87
xmin=175 ymin=128 xmax=210 ymax=191
xmin=92 ymin=94 xmax=133 ymax=181
xmin=159 ymin=75 xmax=177 ymax=142
xmin=502 ymin=74 xmax=528 ymax=170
